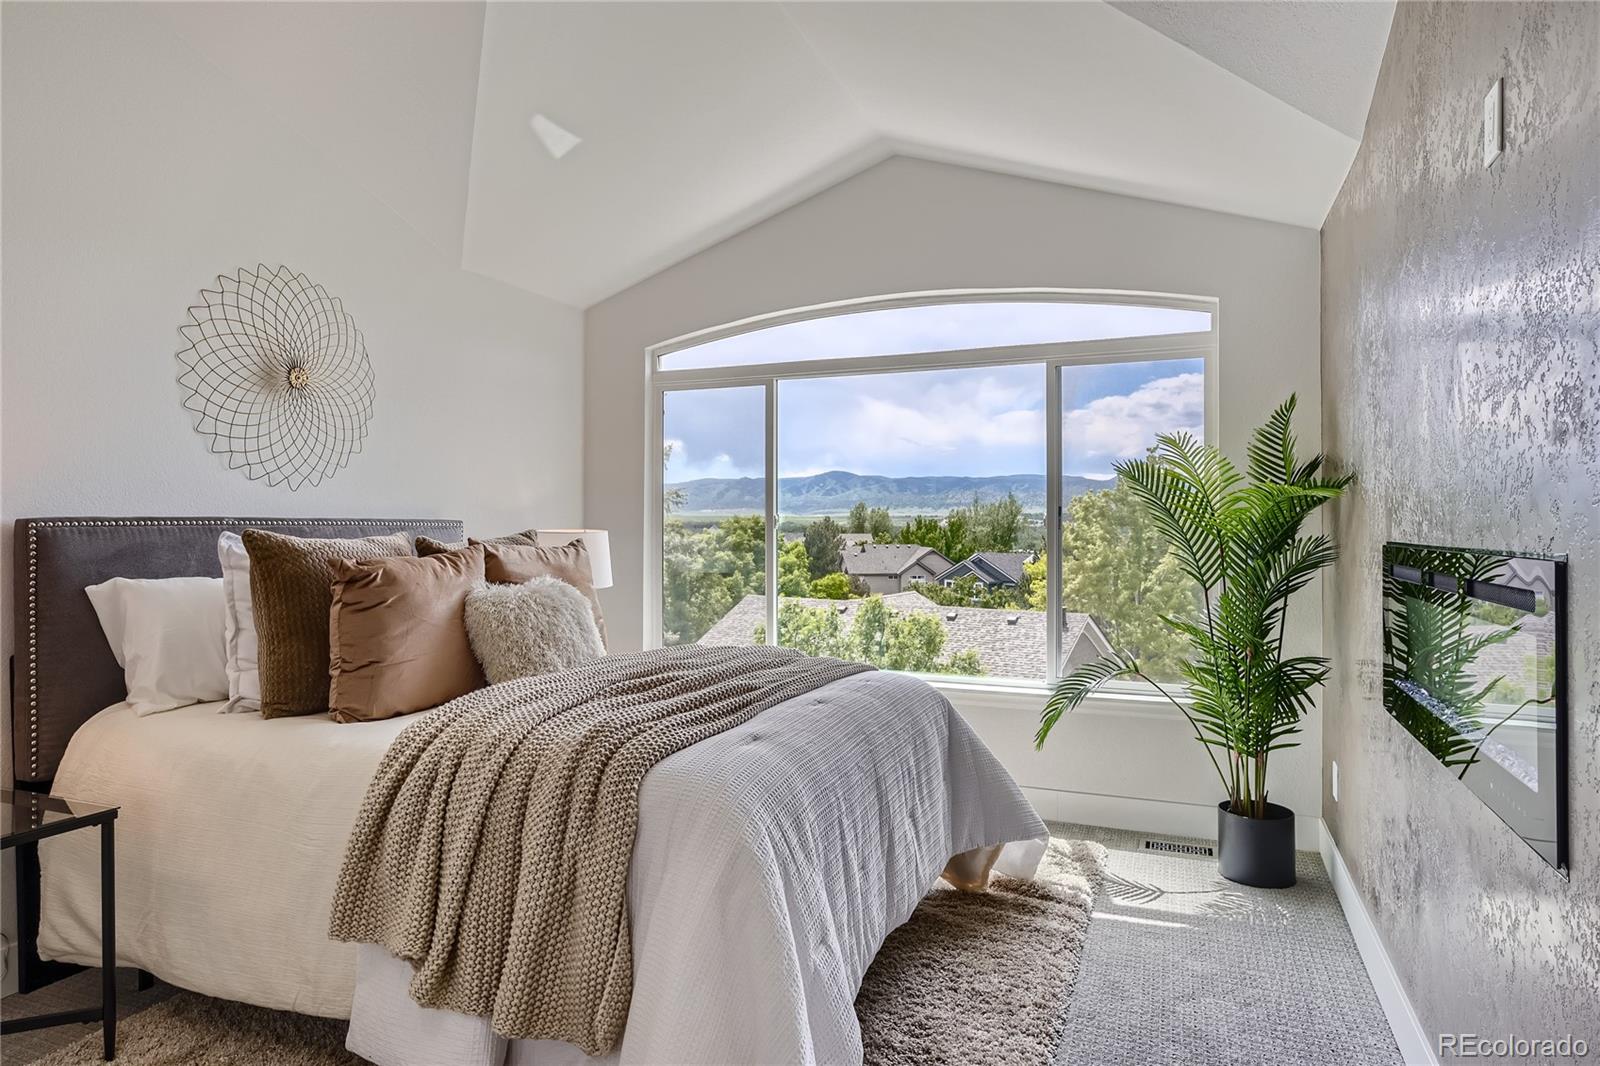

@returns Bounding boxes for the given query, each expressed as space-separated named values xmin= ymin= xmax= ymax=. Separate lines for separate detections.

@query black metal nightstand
xmin=1 ymin=789 xmax=119 ymax=1061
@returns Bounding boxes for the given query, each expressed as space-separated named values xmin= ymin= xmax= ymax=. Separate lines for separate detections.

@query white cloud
xmin=778 ymin=366 xmax=1047 ymax=476
xmin=664 ymin=438 xmax=758 ymax=482
xmin=1062 ymin=372 xmax=1204 ymax=469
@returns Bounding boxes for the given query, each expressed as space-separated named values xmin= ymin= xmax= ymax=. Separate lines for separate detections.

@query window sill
xmin=922 ymin=674 xmax=1189 ymax=720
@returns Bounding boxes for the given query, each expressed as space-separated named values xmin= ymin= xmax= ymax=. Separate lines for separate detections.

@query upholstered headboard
xmin=10 ymin=516 xmax=465 ymax=787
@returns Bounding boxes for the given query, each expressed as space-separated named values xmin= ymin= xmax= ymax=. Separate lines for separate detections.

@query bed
xmin=15 ymin=517 xmax=1048 ymax=1066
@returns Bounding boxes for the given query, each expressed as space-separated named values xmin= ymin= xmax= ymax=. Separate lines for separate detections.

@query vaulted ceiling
xmin=159 ymin=1 xmax=1395 ymax=308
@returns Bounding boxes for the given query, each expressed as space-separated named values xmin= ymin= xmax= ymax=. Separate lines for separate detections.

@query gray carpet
xmin=4 ymin=837 xmax=1108 ymax=1066
xmin=1053 ymin=821 xmax=1402 ymax=1066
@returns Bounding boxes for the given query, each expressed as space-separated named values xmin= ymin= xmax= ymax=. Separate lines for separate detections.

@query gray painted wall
xmin=1321 ymin=1 xmax=1599 ymax=1051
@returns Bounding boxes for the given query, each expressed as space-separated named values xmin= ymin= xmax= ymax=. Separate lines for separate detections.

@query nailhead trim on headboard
xmin=20 ymin=517 xmax=464 ymax=781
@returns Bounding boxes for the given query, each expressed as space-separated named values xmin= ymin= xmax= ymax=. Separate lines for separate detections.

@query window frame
xmin=645 ymin=289 xmax=1220 ymax=696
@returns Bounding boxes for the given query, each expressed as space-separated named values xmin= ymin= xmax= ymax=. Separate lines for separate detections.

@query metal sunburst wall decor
xmin=177 ymin=265 xmax=375 ymax=490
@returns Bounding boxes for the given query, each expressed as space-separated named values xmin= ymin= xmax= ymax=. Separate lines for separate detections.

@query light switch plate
xmin=1331 ymin=759 xmax=1340 ymax=802
xmin=1484 ymin=78 xmax=1503 ymax=167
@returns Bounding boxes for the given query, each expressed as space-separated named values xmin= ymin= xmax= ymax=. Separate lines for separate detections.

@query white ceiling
xmin=1108 ymin=1 xmax=1396 ymax=138
xmin=462 ymin=2 xmax=879 ymax=310
xmin=159 ymin=1 xmax=1395 ymax=309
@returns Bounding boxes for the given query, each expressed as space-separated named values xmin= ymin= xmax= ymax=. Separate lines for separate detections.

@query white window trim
xmin=643 ymin=288 xmax=1220 ymax=702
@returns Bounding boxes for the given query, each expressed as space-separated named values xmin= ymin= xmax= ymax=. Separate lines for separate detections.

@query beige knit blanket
xmin=328 ymin=644 xmax=872 ymax=1056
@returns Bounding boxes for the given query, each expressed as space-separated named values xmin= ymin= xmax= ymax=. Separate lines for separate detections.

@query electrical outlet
xmin=1484 ymin=78 xmax=1503 ymax=167
xmin=1331 ymin=759 xmax=1340 ymax=802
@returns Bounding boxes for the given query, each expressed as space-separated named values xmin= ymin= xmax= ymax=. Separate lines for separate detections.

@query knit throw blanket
xmin=328 ymin=644 xmax=872 ymax=1056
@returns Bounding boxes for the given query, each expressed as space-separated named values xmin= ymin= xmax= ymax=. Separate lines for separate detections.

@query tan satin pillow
xmin=327 ymin=545 xmax=486 ymax=723
xmin=242 ymin=529 xmax=414 ymax=718
xmin=479 ymin=539 xmax=608 ymax=649
xmin=416 ymin=529 xmax=538 ymax=557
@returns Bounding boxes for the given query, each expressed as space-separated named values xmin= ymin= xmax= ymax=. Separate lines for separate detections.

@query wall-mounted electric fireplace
xmin=1382 ymin=542 xmax=1568 ymax=876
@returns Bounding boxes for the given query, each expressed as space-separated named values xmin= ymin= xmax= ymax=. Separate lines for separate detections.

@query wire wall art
xmin=177 ymin=265 xmax=375 ymax=490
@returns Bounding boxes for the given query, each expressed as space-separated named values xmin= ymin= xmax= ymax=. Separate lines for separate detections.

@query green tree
xmin=757 ymin=600 xmax=848 ymax=658
xmin=897 ymin=515 xmax=945 ymax=553
xmin=898 ymin=510 xmax=972 ymax=561
xmin=661 ymin=514 xmax=766 ymax=645
xmin=971 ymin=493 xmax=1024 ymax=552
xmin=846 ymin=501 xmax=900 ymax=542
xmin=755 ymin=597 xmax=983 ymax=676
xmin=1024 ymin=471 xmax=1198 ymax=679
xmin=942 ymin=508 xmax=975 ymax=563
xmin=778 ymin=539 xmax=811 ymax=596
xmin=809 ymin=572 xmax=856 ymax=599
xmin=867 ymin=507 xmax=895 ymax=543
xmin=804 ymin=516 xmax=845 ymax=580
xmin=894 ymin=494 xmax=1023 ymax=561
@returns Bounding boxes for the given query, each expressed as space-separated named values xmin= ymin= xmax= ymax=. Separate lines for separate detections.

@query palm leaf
xmin=1035 ymin=652 xmax=1140 ymax=748
xmin=1246 ymin=395 xmax=1299 ymax=485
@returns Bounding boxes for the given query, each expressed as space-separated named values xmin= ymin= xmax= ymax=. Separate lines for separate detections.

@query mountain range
xmin=665 ymin=470 xmax=1113 ymax=514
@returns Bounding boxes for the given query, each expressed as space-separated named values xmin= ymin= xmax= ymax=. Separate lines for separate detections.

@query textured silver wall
xmin=1321 ymin=1 xmax=1599 ymax=1050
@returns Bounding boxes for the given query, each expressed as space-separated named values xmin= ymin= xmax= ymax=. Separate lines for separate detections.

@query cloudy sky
xmin=661 ymin=300 xmax=1207 ymax=485
xmin=664 ymin=356 xmax=1204 ymax=483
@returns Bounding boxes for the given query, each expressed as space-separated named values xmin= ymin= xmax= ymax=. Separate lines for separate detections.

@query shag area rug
xmin=858 ymin=837 xmax=1107 ymax=1066
xmin=25 ymin=839 xmax=1106 ymax=1066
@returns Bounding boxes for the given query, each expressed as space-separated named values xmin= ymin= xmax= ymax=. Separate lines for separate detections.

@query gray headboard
xmin=10 ymin=516 xmax=465 ymax=788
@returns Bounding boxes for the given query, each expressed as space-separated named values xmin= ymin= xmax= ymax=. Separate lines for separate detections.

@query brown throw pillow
xmin=242 ymin=529 xmax=413 ymax=718
xmin=327 ymin=545 xmax=486 ymax=723
xmin=416 ymin=529 xmax=539 ymax=557
xmin=479 ymin=539 xmax=608 ymax=649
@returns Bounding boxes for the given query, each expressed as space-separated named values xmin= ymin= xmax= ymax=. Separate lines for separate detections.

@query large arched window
xmin=646 ymin=290 xmax=1218 ymax=690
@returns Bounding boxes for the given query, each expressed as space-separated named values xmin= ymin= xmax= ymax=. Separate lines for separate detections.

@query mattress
xmin=41 ymin=671 xmax=1047 ymax=1063
xmin=39 ymin=698 xmax=411 ymax=1016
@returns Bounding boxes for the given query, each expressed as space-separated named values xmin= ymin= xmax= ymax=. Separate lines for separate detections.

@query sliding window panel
xmin=773 ymin=365 xmax=1046 ymax=681
xmin=1057 ymin=358 xmax=1206 ymax=684
xmin=660 ymin=386 xmax=768 ymax=647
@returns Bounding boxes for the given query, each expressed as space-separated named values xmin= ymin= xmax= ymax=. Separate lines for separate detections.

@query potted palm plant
xmin=1034 ymin=396 xmax=1351 ymax=888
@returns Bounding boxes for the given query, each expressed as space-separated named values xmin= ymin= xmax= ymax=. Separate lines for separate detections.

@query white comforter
xmin=42 ymin=670 xmax=1046 ymax=1065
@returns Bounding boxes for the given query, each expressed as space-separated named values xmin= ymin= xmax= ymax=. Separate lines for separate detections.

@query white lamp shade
xmin=537 ymin=529 xmax=612 ymax=589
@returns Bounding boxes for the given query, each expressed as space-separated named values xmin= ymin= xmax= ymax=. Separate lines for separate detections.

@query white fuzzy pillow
xmin=464 ymin=576 xmax=605 ymax=684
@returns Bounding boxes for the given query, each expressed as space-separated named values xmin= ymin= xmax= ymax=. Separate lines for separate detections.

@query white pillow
xmin=464 ymin=577 xmax=604 ymax=684
xmin=85 ymin=576 xmax=229 ymax=716
xmin=217 ymin=532 xmax=261 ymax=713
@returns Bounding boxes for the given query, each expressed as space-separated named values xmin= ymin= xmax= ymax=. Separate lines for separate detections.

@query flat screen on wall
xmin=1381 ymin=543 xmax=1568 ymax=876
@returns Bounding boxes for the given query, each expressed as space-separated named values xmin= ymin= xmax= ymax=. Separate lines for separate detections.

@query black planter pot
xmin=1216 ymin=801 xmax=1296 ymax=888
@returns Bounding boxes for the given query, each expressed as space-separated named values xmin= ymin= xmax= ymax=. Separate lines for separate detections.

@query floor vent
xmin=1142 ymin=838 xmax=1214 ymax=858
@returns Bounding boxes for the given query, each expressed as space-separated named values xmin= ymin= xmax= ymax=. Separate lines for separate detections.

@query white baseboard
xmin=1024 ymin=786 xmax=1322 ymax=849
xmin=1320 ymin=822 xmax=1436 ymax=1066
